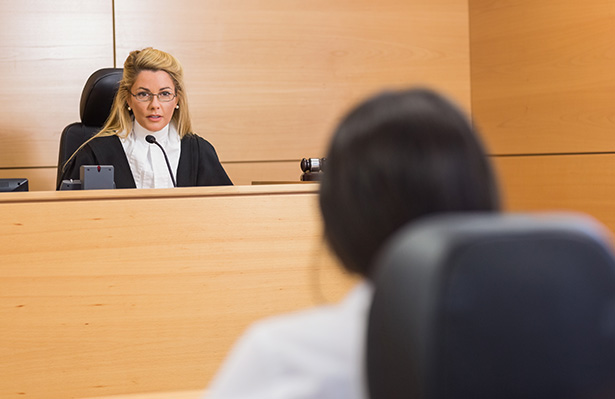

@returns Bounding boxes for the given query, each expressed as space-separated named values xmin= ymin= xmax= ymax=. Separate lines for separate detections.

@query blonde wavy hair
xmin=64 ymin=47 xmax=193 ymax=169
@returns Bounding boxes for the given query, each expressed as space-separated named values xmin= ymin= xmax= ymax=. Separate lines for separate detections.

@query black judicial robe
xmin=58 ymin=134 xmax=233 ymax=189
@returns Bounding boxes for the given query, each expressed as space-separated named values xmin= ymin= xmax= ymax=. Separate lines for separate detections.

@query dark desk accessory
xmin=300 ymin=157 xmax=326 ymax=181
xmin=0 ymin=178 xmax=29 ymax=192
xmin=60 ymin=165 xmax=115 ymax=190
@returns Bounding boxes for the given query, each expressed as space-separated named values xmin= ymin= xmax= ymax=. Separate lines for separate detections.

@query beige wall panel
xmin=115 ymin=0 xmax=471 ymax=163
xmin=493 ymin=154 xmax=615 ymax=236
xmin=222 ymin=160 xmax=308 ymax=185
xmin=0 ymin=168 xmax=56 ymax=191
xmin=470 ymin=1 xmax=615 ymax=154
xmin=0 ymin=2 xmax=114 ymax=169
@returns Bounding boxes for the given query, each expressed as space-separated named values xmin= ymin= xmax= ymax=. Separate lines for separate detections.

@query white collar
xmin=120 ymin=120 xmax=181 ymax=189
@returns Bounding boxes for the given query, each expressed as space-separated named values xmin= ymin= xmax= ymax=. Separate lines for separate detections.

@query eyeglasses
xmin=130 ymin=90 xmax=176 ymax=102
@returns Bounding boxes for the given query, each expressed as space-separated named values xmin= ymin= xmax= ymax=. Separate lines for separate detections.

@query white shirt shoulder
xmin=205 ymin=282 xmax=373 ymax=399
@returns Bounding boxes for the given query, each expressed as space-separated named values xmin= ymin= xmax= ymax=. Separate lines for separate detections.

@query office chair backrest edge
xmin=367 ymin=212 xmax=615 ymax=399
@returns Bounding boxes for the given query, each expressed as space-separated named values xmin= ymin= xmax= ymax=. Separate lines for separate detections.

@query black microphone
xmin=145 ymin=134 xmax=177 ymax=187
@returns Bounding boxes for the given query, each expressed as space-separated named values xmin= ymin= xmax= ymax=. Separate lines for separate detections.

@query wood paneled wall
xmin=0 ymin=1 xmax=113 ymax=190
xmin=469 ymin=0 xmax=615 ymax=234
xmin=493 ymin=155 xmax=615 ymax=235
xmin=0 ymin=0 xmax=470 ymax=190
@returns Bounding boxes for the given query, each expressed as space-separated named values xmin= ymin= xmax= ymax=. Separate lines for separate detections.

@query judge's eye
xmin=135 ymin=92 xmax=152 ymax=101
xmin=158 ymin=91 xmax=174 ymax=100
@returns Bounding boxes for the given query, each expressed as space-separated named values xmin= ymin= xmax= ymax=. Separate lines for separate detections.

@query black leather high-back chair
xmin=56 ymin=68 xmax=123 ymax=187
xmin=367 ymin=213 xmax=615 ymax=399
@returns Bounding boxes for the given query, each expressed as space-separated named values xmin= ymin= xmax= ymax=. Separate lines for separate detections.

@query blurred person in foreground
xmin=205 ymin=87 xmax=500 ymax=398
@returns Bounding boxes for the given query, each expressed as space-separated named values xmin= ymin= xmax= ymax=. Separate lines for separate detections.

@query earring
xmin=127 ymin=106 xmax=131 ymax=111
xmin=175 ymin=105 xmax=179 ymax=110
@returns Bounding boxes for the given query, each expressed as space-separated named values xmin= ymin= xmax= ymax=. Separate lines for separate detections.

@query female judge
xmin=59 ymin=47 xmax=232 ymax=189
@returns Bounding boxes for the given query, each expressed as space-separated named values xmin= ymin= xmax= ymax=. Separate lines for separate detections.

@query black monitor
xmin=0 ymin=178 xmax=29 ymax=192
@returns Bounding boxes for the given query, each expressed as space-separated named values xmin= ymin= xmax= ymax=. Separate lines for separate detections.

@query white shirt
xmin=120 ymin=120 xmax=181 ymax=189
xmin=205 ymin=281 xmax=373 ymax=399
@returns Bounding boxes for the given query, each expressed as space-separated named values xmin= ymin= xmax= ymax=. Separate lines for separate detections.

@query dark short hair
xmin=319 ymin=88 xmax=500 ymax=278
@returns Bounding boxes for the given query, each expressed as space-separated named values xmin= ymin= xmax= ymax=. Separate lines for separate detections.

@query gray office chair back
xmin=367 ymin=213 xmax=615 ymax=399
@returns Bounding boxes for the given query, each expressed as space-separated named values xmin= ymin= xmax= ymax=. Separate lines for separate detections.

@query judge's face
xmin=127 ymin=70 xmax=179 ymax=132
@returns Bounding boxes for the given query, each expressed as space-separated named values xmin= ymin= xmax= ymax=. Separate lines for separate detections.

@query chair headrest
xmin=368 ymin=212 xmax=615 ymax=399
xmin=80 ymin=68 xmax=123 ymax=126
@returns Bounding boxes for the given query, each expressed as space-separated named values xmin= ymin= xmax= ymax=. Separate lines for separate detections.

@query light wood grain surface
xmin=470 ymin=0 xmax=615 ymax=154
xmin=222 ymin=160 xmax=305 ymax=186
xmin=0 ymin=1 xmax=113 ymax=169
xmin=494 ymin=154 xmax=615 ymax=237
xmin=114 ymin=0 xmax=471 ymax=163
xmin=0 ymin=185 xmax=357 ymax=399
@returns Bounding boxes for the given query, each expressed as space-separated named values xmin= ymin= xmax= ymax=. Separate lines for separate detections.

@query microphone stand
xmin=145 ymin=134 xmax=177 ymax=187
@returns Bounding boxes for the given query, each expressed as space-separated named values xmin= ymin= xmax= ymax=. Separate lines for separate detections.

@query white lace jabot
xmin=120 ymin=120 xmax=181 ymax=189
